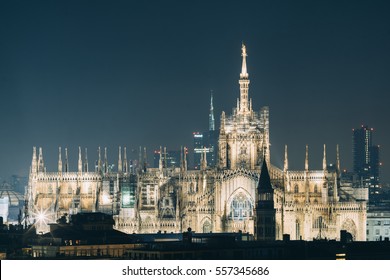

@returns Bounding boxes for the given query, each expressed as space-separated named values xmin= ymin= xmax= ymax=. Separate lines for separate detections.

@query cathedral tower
xmin=238 ymin=44 xmax=250 ymax=114
xmin=218 ymin=44 xmax=270 ymax=170
xmin=255 ymin=160 xmax=276 ymax=241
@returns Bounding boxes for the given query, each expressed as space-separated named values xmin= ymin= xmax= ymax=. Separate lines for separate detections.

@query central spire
xmin=239 ymin=43 xmax=250 ymax=114
xmin=240 ymin=43 xmax=248 ymax=79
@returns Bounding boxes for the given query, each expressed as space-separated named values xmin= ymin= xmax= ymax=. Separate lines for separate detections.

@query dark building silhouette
xmin=255 ymin=160 xmax=275 ymax=241
xmin=353 ymin=125 xmax=372 ymax=179
xmin=206 ymin=92 xmax=218 ymax=167
xmin=204 ymin=130 xmax=218 ymax=168
xmin=192 ymin=93 xmax=218 ymax=169
xmin=352 ymin=125 xmax=381 ymax=202
xmin=192 ymin=132 xmax=204 ymax=170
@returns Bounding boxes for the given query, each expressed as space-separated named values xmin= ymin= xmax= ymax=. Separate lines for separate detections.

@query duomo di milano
xmin=27 ymin=45 xmax=368 ymax=241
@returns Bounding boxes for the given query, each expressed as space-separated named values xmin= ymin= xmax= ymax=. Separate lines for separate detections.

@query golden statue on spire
xmin=240 ymin=43 xmax=248 ymax=78
xmin=241 ymin=43 xmax=247 ymax=57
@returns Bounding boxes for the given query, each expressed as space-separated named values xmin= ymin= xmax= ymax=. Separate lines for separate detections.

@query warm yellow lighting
xmin=336 ymin=253 xmax=346 ymax=260
xmin=102 ymin=193 xmax=110 ymax=204
xmin=122 ymin=195 xmax=130 ymax=205
xmin=38 ymin=213 xmax=45 ymax=221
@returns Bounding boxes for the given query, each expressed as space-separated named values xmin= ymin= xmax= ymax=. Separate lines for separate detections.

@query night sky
xmin=0 ymin=0 xmax=389 ymax=183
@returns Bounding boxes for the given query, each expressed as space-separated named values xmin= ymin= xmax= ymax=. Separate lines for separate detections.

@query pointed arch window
xmin=229 ymin=192 xmax=253 ymax=221
xmin=314 ymin=216 xmax=326 ymax=229
xmin=294 ymin=185 xmax=299 ymax=193
xmin=203 ymin=220 xmax=211 ymax=233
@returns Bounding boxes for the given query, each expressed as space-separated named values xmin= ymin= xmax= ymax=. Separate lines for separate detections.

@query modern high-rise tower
xmin=353 ymin=125 xmax=372 ymax=178
xmin=209 ymin=91 xmax=215 ymax=132
xmin=205 ymin=91 xmax=218 ymax=167
xmin=192 ymin=92 xmax=218 ymax=169
xmin=192 ymin=132 xmax=204 ymax=170
xmin=352 ymin=125 xmax=380 ymax=202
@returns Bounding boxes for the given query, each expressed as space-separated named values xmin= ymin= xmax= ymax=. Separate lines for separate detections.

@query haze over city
xmin=0 ymin=0 xmax=389 ymax=182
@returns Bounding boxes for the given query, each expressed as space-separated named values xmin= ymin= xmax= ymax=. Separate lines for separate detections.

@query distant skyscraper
xmin=153 ymin=150 xmax=161 ymax=168
xmin=193 ymin=132 xmax=204 ymax=170
xmin=192 ymin=92 xmax=218 ymax=169
xmin=353 ymin=125 xmax=380 ymax=201
xmin=204 ymin=130 xmax=218 ymax=168
xmin=205 ymin=91 xmax=218 ymax=167
xmin=353 ymin=125 xmax=372 ymax=177
xmin=209 ymin=91 xmax=215 ymax=131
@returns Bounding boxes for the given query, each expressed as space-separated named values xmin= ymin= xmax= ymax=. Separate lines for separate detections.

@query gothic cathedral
xmin=27 ymin=45 xmax=367 ymax=241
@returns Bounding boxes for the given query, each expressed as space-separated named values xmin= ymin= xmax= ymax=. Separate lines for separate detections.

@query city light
xmin=31 ymin=206 xmax=51 ymax=228
xmin=102 ymin=193 xmax=111 ymax=204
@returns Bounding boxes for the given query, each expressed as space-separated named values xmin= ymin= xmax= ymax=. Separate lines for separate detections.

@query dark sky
xmin=0 ymin=0 xmax=389 ymax=182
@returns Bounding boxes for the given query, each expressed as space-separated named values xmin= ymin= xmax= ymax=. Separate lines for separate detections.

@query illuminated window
xmin=314 ymin=216 xmax=326 ymax=229
xmin=229 ymin=192 xmax=253 ymax=221
xmin=141 ymin=184 xmax=156 ymax=206
xmin=203 ymin=220 xmax=211 ymax=233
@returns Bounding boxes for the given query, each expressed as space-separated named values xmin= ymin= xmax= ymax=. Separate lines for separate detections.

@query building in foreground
xmin=366 ymin=204 xmax=390 ymax=241
xmin=26 ymin=44 xmax=368 ymax=241
xmin=6 ymin=222 xmax=390 ymax=260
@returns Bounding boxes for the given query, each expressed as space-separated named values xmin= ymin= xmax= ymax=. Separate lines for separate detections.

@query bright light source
xmin=122 ymin=195 xmax=130 ymax=205
xmin=32 ymin=206 xmax=51 ymax=228
xmin=38 ymin=213 xmax=45 ymax=221
xmin=102 ymin=193 xmax=110 ymax=204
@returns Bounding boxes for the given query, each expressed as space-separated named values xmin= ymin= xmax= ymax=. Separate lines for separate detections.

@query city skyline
xmin=0 ymin=1 xmax=389 ymax=182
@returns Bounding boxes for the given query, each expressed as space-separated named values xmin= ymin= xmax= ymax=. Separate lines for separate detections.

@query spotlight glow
xmin=32 ymin=206 xmax=51 ymax=228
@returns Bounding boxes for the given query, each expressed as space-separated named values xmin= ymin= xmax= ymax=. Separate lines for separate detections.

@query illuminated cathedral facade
xmin=27 ymin=45 xmax=368 ymax=241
